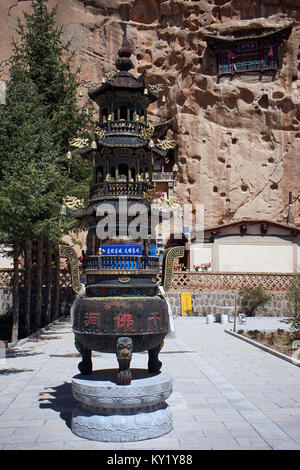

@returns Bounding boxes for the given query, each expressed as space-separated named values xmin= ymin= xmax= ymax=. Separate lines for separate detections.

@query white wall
xmin=189 ymin=244 xmax=212 ymax=269
xmin=189 ymin=233 xmax=300 ymax=273
xmin=217 ymin=243 xmax=294 ymax=273
xmin=0 ymin=246 xmax=12 ymax=269
xmin=297 ymin=245 xmax=300 ymax=272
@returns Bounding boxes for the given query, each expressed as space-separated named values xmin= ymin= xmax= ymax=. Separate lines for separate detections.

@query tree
xmin=239 ymin=285 xmax=271 ymax=317
xmin=0 ymin=74 xmax=52 ymax=338
xmin=0 ymin=73 xmax=66 ymax=337
xmin=9 ymin=0 xmax=93 ymax=207
xmin=284 ymin=276 xmax=300 ymax=340
xmin=0 ymin=0 xmax=93 ymax=340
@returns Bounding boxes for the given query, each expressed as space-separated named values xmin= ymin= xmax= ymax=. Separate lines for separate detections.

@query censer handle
xmin=59 ymin=245 xmax=81 ymax=294
xmin=161 ymin=246 xmax=185 ymax=292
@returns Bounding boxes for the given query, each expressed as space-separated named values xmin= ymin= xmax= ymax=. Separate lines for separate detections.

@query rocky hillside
xmin=1 ymin=0 xmax=300 ymax=228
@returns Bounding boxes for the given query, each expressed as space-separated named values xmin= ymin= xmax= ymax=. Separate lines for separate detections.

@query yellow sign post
xmin=181 ymin=292 xmax=192 ymax=316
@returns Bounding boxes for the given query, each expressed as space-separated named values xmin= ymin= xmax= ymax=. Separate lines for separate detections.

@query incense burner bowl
xmin=60 ymin=244 xmax=184 ymax=385
xmin=73 ymin=295 xmax=169 ymax=383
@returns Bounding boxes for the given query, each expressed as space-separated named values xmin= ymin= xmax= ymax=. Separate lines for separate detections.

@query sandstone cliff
xmin=1 ymin=0 xmax=300 ymax=229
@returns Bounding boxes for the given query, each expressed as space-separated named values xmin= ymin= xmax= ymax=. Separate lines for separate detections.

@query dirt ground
xmin=240 ymin=328 xmax=300 ymax=360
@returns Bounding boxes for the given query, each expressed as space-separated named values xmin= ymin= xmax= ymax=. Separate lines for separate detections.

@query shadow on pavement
xmin=0 ymin=368 xmax=34 ymax=375
xmin=31 ymin=334 xmax=62 ymax=342
xmin=6 ymin=349 xmax=43 ymax=359
xmin=24 ymin=318 xmax=71 ymax=344
xmin=39 ymin=382 xmax=76 ymax=429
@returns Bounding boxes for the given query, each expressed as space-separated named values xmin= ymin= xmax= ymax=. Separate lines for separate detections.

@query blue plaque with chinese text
xmin=99 ymin=244 xmax=142 ymax=256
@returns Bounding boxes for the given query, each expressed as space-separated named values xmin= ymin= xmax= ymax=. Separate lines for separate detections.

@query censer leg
xmin=148 ymin=341 xmax=163 ymax=373
xmin=116 ymin=337 xmax=133 ymax=385
xmin=75 ymin=336 xmax=92 ymax=375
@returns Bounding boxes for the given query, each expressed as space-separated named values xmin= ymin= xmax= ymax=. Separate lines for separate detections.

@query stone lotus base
xmin=71 ymin=369 xmax=173 ymax=442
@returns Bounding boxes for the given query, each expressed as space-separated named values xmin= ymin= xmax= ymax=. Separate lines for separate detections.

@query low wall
xmin=0 ymin=269 xmax=296 ymax=318
xmin=165 ymin=290 xmax=289 ymax=316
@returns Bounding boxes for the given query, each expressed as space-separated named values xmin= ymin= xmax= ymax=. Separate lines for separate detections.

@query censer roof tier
xmin=78 ymin=136 xmax=170 ymax=159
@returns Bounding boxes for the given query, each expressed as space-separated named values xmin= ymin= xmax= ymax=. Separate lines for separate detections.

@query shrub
xmin=285 ymin=276 xmax=300 ymax=340
xmin=239 ymin=285 xmax=271 ymax=317
xmin=267 ymin=332 xmax=275 ymax=345
xmin=185 ymin=309 xmax=193 ymax=316
xmin=248 ymin=329 xmax=260 ymax=340
xmin=287 ymin=276 xmax=300 ymax=316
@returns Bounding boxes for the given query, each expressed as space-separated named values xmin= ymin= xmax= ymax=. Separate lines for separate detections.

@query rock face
xmin=1 ymin=0 xmax=300 ymax=228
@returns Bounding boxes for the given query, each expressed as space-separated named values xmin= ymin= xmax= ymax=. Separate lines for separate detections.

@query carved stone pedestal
xmin=71 ymin=369 xmax=173 ymax=442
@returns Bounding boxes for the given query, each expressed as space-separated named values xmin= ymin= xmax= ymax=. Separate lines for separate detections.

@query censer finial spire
xmin=115 ymin=24 xmax=134 ymax=72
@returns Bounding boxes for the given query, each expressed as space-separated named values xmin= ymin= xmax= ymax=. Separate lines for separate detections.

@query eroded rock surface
xmin=1 ymin=0 xmax=300 ymax=227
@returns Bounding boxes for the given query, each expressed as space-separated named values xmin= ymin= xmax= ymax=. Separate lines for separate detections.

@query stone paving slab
xmin=0 ymin=316 xmax=299 ymax=450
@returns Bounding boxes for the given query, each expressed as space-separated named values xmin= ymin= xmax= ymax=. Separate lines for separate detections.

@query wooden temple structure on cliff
xmin=202 ymin=24 xmax=292 ymax=76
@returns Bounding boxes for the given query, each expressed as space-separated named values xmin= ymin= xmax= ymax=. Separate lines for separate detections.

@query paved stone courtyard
xmin=0 ymin=316 xmax=300 ymax=450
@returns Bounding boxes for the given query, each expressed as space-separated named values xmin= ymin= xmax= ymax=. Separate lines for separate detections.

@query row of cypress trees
xmin=0 ymin=1 xmax=94 ymax=341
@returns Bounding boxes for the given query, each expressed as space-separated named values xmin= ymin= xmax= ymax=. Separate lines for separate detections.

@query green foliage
xmin=0 ymin=313 xmax=12 ymax=325
xmin=284 ymin=276 xmax=300 ymax=340
xmin=0 ymin=80 xmax=62 ymax=241
xmin=237 ymin=329 xmax=244 ymax=335
xmin=238 ymin=285 xmax=271 ymax=317
xmin=0 ymin=0 xmax=93 ymax=248
xmin=287 ymin=276 xmax=300 ymax=317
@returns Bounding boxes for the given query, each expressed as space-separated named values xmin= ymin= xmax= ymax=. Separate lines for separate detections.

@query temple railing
xmin=152 ymin=172 xmax=175 ymax=182
xmin=83 ymin=255 xmax=160 ymax=271
xmin=90 ymin=181 xmax=151 ymax=200
xmin=219 ymin=60 xmax=276 ymax=75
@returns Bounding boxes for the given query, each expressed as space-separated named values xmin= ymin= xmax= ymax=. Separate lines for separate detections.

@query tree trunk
xmin=52 ymin=246 xmax=60 ymax=321
xmin=11 ymin=241 xmax=20 ymax=343
xmin=44 ymin=243 xmax=52 ymax=326
xmin=24 ymin=237 xmax=32 ymax=337
xmin=34 ymin=238 xmax=43 ymax=331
